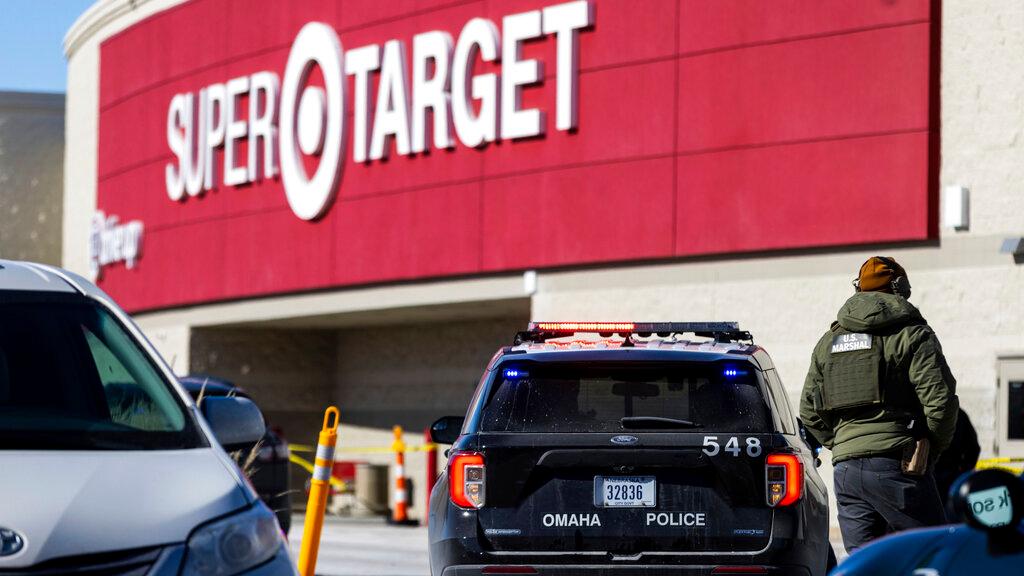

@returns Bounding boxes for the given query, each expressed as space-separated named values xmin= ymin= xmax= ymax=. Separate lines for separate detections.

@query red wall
xmin=97 ymin=0 xmax=938 ymax=312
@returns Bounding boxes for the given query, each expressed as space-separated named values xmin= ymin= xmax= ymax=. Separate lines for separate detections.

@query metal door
xmin=997 ymin=358 xmax=1024 ymax=457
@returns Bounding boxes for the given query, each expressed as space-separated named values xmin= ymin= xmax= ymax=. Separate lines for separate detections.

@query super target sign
xmin=163 ymin=1 xmax=592 ymax=220
xmin=97 ymin=0 xmax=936 ymax=312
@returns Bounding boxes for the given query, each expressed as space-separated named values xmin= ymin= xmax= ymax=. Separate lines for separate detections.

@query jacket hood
xmin=837 ymin=291 xmax=923 ymax=333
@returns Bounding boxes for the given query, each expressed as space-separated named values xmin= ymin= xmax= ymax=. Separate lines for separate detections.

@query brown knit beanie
xmin=857 ymin=257 xmax=908 ymax=293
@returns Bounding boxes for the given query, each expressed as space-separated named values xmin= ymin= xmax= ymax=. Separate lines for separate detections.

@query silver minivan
xmin=0 ymin=260 xmax=297 ymax=575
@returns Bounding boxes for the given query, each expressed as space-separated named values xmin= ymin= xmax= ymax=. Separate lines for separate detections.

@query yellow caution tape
xmin=976 ymin=457 xmax=1024 ymax=473
xmin=288 ymin=453 xmax=347 ymax=490
xmin=290 ymin=443 xmax=439 ymax=454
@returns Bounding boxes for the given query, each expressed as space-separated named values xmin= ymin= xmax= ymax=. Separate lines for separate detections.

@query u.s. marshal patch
xmin=831 ymin=333 xmax=872 ymax=354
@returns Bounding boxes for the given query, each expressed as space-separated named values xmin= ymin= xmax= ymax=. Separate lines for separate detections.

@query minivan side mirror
xmin=951 ymin=468 xmax=1024 ymax=554
xmin=430 ymin=416 xmax=465 ymax=445
xmin=201 ymin=396 xmax=266 ymax=450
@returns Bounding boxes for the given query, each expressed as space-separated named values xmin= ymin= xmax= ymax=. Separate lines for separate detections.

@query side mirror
xmin=951 ymin=468 xmax=1024 ymax=554
xmin=430 ymin=416 xmax=465 ymax=445
xmin=201 ymin=396 xmax=266 ymax=450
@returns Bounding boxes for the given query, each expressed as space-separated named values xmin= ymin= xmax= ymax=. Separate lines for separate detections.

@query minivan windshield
xmin=481 ymin=361 xmax=770 ymax=433
xmin=0 ymin=292 xmax=204 ymax=450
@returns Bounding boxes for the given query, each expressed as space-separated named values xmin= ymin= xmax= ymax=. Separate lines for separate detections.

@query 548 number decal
xmin=702 ymin=436 xmax=762 ymax=457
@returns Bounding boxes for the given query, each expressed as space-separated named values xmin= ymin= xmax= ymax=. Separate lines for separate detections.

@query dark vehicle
xmin=179 ymin=375 xmax=292 ymax=535
xmin=834 ymin=468 xmax=1024 ymax=575
xmin=428 ymin=322 xmax=834 ymax=576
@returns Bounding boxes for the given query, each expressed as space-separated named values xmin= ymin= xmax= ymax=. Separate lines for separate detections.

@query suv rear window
xmin=481 ymin=361 xmax=770 ymax=433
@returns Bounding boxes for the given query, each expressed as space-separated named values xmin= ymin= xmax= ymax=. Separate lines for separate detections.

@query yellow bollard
xmin=297 ymin=406 xmax=339 ymax=576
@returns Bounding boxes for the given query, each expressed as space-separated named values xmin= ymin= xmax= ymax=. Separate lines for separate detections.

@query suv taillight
xmin=449 ymin=452 xmax=485 ymax=509
xmin=765 ymin=453 xmax=803 ymax=507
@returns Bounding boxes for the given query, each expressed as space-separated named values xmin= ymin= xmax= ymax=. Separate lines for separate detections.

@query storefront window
xmin=1009 ymin=381 xmax=1024 ymax=441
xmin=998 ymin=359 xmax=1024 ymax=456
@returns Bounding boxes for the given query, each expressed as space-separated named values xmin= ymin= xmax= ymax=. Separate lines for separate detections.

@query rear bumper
xmin=440 ymin=566 xmax=810 ymax=576
xmin=432 ymin=536 xmax=817 ymax=576
xmin=431 ymin=524 xmax=824 ymax=576
xmin=428 ymin=491 xmax=829 ymax=576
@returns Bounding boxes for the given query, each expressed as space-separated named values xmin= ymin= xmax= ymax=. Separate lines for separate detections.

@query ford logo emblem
xmin=610 ymin=435 xmax=639 ymax=446
xmin=0 ymin=528 xmax=24 ymax=557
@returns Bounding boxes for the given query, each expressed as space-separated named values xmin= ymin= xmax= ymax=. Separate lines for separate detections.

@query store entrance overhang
xmin=133 ymin=274 xmax=532 ymax=332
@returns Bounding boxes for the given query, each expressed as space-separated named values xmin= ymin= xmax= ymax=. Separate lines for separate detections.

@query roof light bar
xmin=515 ymin=322 xmax=751 ymax=346
xmin=532 ymin=322 xmax=637 ymax=332
xmin=527 ymin=321 xmax=740 ymax=334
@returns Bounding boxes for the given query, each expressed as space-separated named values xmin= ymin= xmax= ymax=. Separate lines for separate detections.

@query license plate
xmin=594 ymin=476 xmax=656 ymax=507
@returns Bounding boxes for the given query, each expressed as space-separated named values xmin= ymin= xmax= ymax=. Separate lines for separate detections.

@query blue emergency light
xmin=504 ymin=368 xmax=527 ymax=379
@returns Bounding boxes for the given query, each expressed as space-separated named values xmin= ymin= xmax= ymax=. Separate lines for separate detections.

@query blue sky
xmin=0 ymin=0 xmax=96 ymax=93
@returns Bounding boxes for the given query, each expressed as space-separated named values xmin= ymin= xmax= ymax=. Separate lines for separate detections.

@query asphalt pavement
xmin=289 ymin=515 xmax=429 ymax=576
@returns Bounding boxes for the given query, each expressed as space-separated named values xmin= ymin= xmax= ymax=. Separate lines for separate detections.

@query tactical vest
xmin=821 ymin=328 xmax=886 ymax=411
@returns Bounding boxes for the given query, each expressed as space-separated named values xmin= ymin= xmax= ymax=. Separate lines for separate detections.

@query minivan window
xmin=481 ymin=362 xmax=770 ymax=433
xmin=0 ymin=293 xmax=204 ymax=450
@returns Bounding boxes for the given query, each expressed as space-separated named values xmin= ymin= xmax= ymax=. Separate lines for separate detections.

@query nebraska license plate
xmin=594 ymin=476 xmax=656 ymax=507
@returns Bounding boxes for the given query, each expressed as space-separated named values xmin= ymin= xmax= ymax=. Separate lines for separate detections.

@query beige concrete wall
xmin=175 ymin=313 xmax=528 ymax=520
xmin=131 ymin=272 xmax=529 ymax=375
xmin=189 ymin=326 xmax=339 ymax=446
xmin=0 ymin=92 xmax=64 ymax=265
xmin=941 ymin=0 xmax=1024 ymax=237
xmin=333 ymin=316 xmax=529 ymax=519
xmin=335 ymin=317 xmax=527 ymax=429
xmin=189 ymin=326 xmax=340 ymax=509
xmin=63 ymin=0 xmax=186 ymax=276
xmin=62 ymin=33 xmax=96 ymax=275
xmin=133 ymin=323 xmax=191 ymax=375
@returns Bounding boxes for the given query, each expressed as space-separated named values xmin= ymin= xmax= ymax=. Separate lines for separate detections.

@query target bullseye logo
xmin=163 ymin=1 xmax=593 ymax=221
xmin=279 ymin=23 xmax=345 ymax=221
xmin=297 ymin=87 xmax=326 ymax=156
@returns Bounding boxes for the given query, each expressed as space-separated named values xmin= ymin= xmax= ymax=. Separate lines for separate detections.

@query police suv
xmin=428 ymin=322 xmax=833 ymax=576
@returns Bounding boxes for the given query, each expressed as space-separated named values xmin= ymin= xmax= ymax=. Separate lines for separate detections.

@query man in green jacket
xmin=800 ymin=256 xmax=958 ymax=552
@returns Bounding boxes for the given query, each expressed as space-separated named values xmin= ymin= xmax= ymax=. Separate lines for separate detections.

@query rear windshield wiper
xmin=620 ymin=416 xmax=702 ymax=430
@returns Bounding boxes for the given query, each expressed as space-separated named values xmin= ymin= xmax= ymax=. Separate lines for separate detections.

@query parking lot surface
xmin=289 ymin=515 xmax=429 ymax=576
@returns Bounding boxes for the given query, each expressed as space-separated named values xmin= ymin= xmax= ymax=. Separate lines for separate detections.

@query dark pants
xmin=834 ymin=456 xmax=946 ymax=552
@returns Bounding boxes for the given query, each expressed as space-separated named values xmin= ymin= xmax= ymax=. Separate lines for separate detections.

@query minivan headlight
xmin=185 ymin=504 xmax=284 ymax=576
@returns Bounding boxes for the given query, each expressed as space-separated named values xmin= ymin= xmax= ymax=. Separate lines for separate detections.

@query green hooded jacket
xmin=800 ymin=292 xmax=958 ymax=464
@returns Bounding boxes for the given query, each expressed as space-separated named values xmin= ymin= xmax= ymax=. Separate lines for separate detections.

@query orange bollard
xmin=388 ymin=425 xmax=419 ymax=526
xmin=297 ymin=407 xmax=339 ymax=576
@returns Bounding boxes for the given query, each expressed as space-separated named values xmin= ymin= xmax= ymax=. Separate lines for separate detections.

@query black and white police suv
xmin=428 ymin=322 xmax=834 ymax=576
